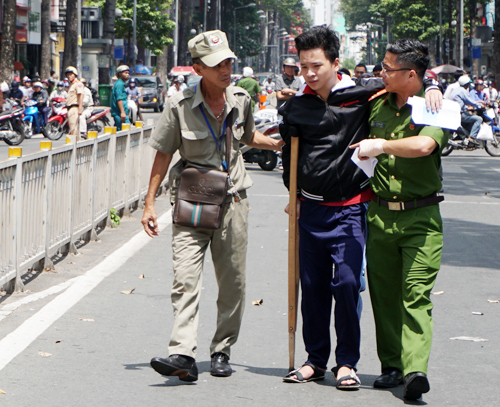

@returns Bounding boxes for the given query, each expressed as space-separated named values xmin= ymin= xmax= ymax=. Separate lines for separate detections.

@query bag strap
xmin=225 ymin=110 xmax=233 ymax=175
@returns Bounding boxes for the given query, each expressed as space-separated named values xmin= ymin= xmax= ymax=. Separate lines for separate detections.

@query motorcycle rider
xmin=236 ymin=67 xmax=262 ymax=111
xmin=166 ymin=76 xmax=183 ymax=98
xmin=111 ymin=65 xmax=130 ymax=130
xmin=20 ymin=77 xmax=34 ymax=100
xmin=32 ymin=81 xmax=50 ymax=125
xmin=276 ymin=57 xmax=302 ymax=108
xmin=449 ymin=75 xmax=484 ymax=145
xmin=79 ymin=77 xmax=94 ymax=136
xmin=50 ymin=81 xmax=68 ymax=101
xmin=264 ymin=76 xmax=276 ymax=93
xmin=469 ymin=79 xmax=489 ymax=103
xmin=126 ymin=77 xmax=143 ymax=121
xmin=9 ymin=81 xmax=25 ymax=106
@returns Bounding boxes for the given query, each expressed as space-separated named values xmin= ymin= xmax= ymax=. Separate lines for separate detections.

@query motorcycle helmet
xmin=48 ymin=78 xmax=55 ymax=85
xmin=177 ymin=75 xmax=185 ymax=83
xmin=458 ymin=76 xmax=472 ymax=87
xmin=242 ymin=67 xmax=253 ymax=78
xmin=33 ymin=82 xmax=43 ymax=89
xmin=129 ymin=78 xmax=136 ymax=87
xmin=14 ymin=76 xmax=20 ymax=82
xmin=117 ymin=65 xmax=130 ymax=74
xmin=65 ymin=66 xmax=78 ymax=76
xmin=25 ymin=78 xmax=32 ymax=84
xmin=475 ymin=79 xmax=484 ymax=86
xmin=11 ymin=80 xmax=19 ymax=89
xmin=283 ymin=57 xmax=297 ymax=67
xmin=1 ymin=82 xmax=9 ymax=93
xmin=57 ymin=81 xmax=64 ymax=91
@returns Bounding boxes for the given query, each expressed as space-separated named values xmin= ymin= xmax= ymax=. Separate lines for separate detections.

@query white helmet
xmin=177 ymin=75 xmax=185 ymax=83
xmin=458 ymin=75 xmax=471 ymax=86
xmin=33 ymin=82 xmax=43 ymax=88
xmin=243 ymin=67 xmax=253 ymax=78
xmin=117 ymin=65 xmax=130 ymax=74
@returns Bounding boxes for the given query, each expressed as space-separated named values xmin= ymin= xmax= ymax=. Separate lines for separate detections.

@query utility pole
xmin=174 ymin=0 xmax=179 ymax=66
xmin=132 ymin=0 xmax=137 ymax=70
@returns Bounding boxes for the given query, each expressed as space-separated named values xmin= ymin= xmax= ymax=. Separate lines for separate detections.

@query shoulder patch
xmin=170 ymin=88 xmax=194 ymax=106
xmin=368 ymin=89 xmax=388 ymax=101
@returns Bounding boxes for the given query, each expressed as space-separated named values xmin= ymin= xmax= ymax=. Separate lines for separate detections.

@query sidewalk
xmin=0 ymin=160 xmax=499 ymax=406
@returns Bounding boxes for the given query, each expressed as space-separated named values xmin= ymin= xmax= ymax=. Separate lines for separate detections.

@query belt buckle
xmin=388 ymin=201 xmax=402 ymax=211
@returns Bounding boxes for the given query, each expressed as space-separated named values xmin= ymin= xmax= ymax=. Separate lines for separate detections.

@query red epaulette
xmin=368 ymin=89 xmax=388 ymax=102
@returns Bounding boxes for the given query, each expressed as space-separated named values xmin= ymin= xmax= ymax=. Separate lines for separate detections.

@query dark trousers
xmin=299 ymin=200 xmax=367 ymax=370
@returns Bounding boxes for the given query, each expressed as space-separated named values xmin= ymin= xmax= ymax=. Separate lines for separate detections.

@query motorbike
xmin=22 ymin=99 xmax=47 ymax=138
xmin=89 ymin=86 xmax=100 ymax=106
xmin=442 ymin=105 xmax=500 ymax=157
xmin=128 ymin=96 xmax=138 ymax=124
xmin=44 ymin=97 xmax=112 ymax=140
xmin=0 ymin=100 xmax=26 ymax=145
xmin=241 ymin=108 xmax=281 ymax=171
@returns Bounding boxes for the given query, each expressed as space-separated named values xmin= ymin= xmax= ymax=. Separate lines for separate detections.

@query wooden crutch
xmin=288 ymin=135 xmax=300 ymax=372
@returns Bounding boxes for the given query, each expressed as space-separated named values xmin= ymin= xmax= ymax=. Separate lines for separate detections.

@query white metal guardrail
xmin=0 ymin=125 xmax=160 ymax=291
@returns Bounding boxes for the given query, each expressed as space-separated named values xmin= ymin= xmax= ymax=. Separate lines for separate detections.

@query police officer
xmin=141 ymin=30 xmax=283 ymax=382
xmin=111 ymin=65 xmax=130 ymax=130
xmin=65 ymin=66 xmax=84 ymax=141
xmin=275 ymin=57 xmax=302 ymax=108
xmin=351 ymin=39 xmax=448 ymax=401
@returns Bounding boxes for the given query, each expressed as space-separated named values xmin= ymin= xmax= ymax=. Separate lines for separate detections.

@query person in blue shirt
xmin=126 ymin=77 xmax=144 ymax=121
xmin=111 ymin=65 xmax=130 ymax=130
xmin=448 ymin=75 xmax=484 ymax=143
xmin=469 ymin=79 xmax=489 ymax=103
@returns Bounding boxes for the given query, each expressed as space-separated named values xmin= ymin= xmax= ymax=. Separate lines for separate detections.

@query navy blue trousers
xmin=298 ymin=200 xmax=367 ymax=370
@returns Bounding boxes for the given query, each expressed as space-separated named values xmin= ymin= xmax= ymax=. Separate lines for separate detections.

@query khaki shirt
xmin=66 ymin=80 xmax=84 ymax=107
xmin=149 ymin=82 xmax=256 ymax=201
xmin=368 ymin=87 xmax=449 ymax=202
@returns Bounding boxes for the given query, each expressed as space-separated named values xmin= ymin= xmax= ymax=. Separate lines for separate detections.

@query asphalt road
xmin=0 ymin=150 xmax=499 ymax=406
xmin=0 ymin=110 xmax=161 ymax=161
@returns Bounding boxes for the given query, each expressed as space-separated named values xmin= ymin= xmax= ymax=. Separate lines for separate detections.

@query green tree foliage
xmin=86 ymin=0 xmax=175 ymax=55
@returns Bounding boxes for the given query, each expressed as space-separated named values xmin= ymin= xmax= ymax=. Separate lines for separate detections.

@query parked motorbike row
xmin=1 ymin=97 xmax=111 ymax=146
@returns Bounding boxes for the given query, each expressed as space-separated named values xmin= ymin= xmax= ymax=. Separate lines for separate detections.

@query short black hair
xmin=339 ymin=67 xmax=351 ymax=76
xmin=386 ymin=39 xmax=429 ymax=80
xmin=355 ymin=63 xmax=367 ymax=71
xmin=295 ymin=25 xmax=340 ymax=63
xmin=373 ymin=63 xmax=382 ymax=72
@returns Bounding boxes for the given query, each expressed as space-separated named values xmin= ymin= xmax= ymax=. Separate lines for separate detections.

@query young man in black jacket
xmin=280 ymin=25 xmax=441 ymax=390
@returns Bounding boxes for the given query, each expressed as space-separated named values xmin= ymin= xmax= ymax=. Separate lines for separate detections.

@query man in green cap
xmin=142 ymin=30 xmax=283 ymax=382
xmin=351 ymin=38 xmax=448 ymax=401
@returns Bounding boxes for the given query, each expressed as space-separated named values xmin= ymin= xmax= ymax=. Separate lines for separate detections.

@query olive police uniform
xmin=367 ymin=88 xmax=448 ymax=376
xmin=149 ymin=82 xmax=255 ymax=358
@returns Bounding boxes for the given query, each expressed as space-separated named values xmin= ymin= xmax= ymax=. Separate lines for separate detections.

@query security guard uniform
xmin=366 ymin=88 xmax=448 ymax=376
xmin=148 ymin=82 xmax=255 ymax=359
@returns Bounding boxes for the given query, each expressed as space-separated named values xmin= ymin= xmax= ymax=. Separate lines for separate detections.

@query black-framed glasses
xmin=382 ymin=63 xmax=412 ymax=73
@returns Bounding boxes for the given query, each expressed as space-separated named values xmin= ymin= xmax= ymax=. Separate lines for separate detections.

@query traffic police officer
xmin=141 ymin=30 xmax=283 ymax=382
xmin=351 ymin=39 xmax=448 ymax=401
xmin=65 ymin=66 xmax=84 ymax=141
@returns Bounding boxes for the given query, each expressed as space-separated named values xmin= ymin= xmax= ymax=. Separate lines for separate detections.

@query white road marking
xmin=0 ymin=210 xmax=172 ymax=372
xmin=443 ymin=200 xmax=500 ymax=205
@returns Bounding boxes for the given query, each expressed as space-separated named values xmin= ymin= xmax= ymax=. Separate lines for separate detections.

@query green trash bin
xmin=99 ymin=84 xmax=112 ymax=107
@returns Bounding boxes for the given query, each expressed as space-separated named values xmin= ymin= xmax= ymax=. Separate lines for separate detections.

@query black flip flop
xmin=332 ymin=366 xmax=361 ymax=390
xmin=283 ymin=362 xmax=326 ymax=383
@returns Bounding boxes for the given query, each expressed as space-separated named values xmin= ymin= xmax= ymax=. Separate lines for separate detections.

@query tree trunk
xmin=454 ymin=0 xmax=461 ymax=68
xmin=101 ymin=0 xmax=116 ymax=84
xmin=63 ymin=0 xmax=78 ymax=71
xmin=494 ymin=0 xmax=500 ymax=89
xmin=178 ymin=0 xmax=192 ymax=66
xmin=41 ymin=0 xmax=52 ymax=79
xmin=0 ymin=0 xmax=17 ymax=82
xmin=167 ymin=6 xmax=176 ymax=71
xmin=207 ymin=0 xmax=217 ymax=31
xmin=157 ymin=8 xmax=170 ymax=86
xmin=469 ymin=1 xmax=478 ymax=77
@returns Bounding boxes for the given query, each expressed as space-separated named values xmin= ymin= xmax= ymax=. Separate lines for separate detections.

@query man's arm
xmin=460 ymin=89 xmax=483 ymax=108
xmin=244 ymin=130 xmax=284 ymax=150
xmin=141 ymin=151 xmax=173 ymax=237
xmin=117 ymin=99 xmax=126 ymax=121
xmin=351 ymin=135 xmax=438 ymax=159
xmin=277 ymin=88 xmax=298 ymax=101
xmin=77 ymin=93 xmax=83 ymax=115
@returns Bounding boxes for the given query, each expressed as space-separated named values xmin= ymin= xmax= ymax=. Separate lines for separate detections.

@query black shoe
xmin=404 ymin=372 xmax=430 ymax=400
xmin=373 ymin=368 xmax=404 ymax=388
xmin=150 ymin=354 xmax=198 ymax=382
xmin=210 ymin=352 xmax=232 ymax=377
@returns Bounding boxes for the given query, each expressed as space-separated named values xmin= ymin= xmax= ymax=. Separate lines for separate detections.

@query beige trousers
xmin=169 ymin=197 xmax=249 ymax=359
xmin=67 ymin=107 xmax=81 ymax=141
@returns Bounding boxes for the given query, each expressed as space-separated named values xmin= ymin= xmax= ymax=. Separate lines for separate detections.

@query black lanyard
xmin=199 ymin=105 xmax=228 ymax=171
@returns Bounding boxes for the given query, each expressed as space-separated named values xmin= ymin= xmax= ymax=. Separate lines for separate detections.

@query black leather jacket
xmin=280 ymin=75 xmax=385 ymax=202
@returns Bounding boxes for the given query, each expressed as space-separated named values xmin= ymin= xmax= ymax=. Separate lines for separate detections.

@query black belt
xmin=68 ymin=104 xmax=79 ymax=108
xmin=372 ymin=193 xmax=444 ymax=211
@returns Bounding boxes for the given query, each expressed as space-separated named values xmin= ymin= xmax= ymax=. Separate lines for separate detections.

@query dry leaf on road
xmin=79 ymin=318 xmax=95 ymax=322
xmin=121 ymin=288 xmax=135 ymax=295
xmin=0 ymin=389 xmax=6 ymax=394
xmin=431 ymin=291 xmax=444 ymax=295
xmin=252 ymin=299 xmax=263 ymax=306
xmin=38 ymin=351 xmax=52 ymax=357
xmin=487 ymin=299 xmax=499 ymax=303
xmin=139 ymin=274 xmax=145 ymax=279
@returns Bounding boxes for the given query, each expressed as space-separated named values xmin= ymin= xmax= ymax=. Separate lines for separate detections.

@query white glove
xmin=358 ymin=139 xmax=386 ymax=157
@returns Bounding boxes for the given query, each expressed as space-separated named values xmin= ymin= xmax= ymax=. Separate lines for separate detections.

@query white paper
xmin=351 ymin=147 xmax=378 ymax=178
xmin=407 ymin=96 xmax=461 ymax=130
